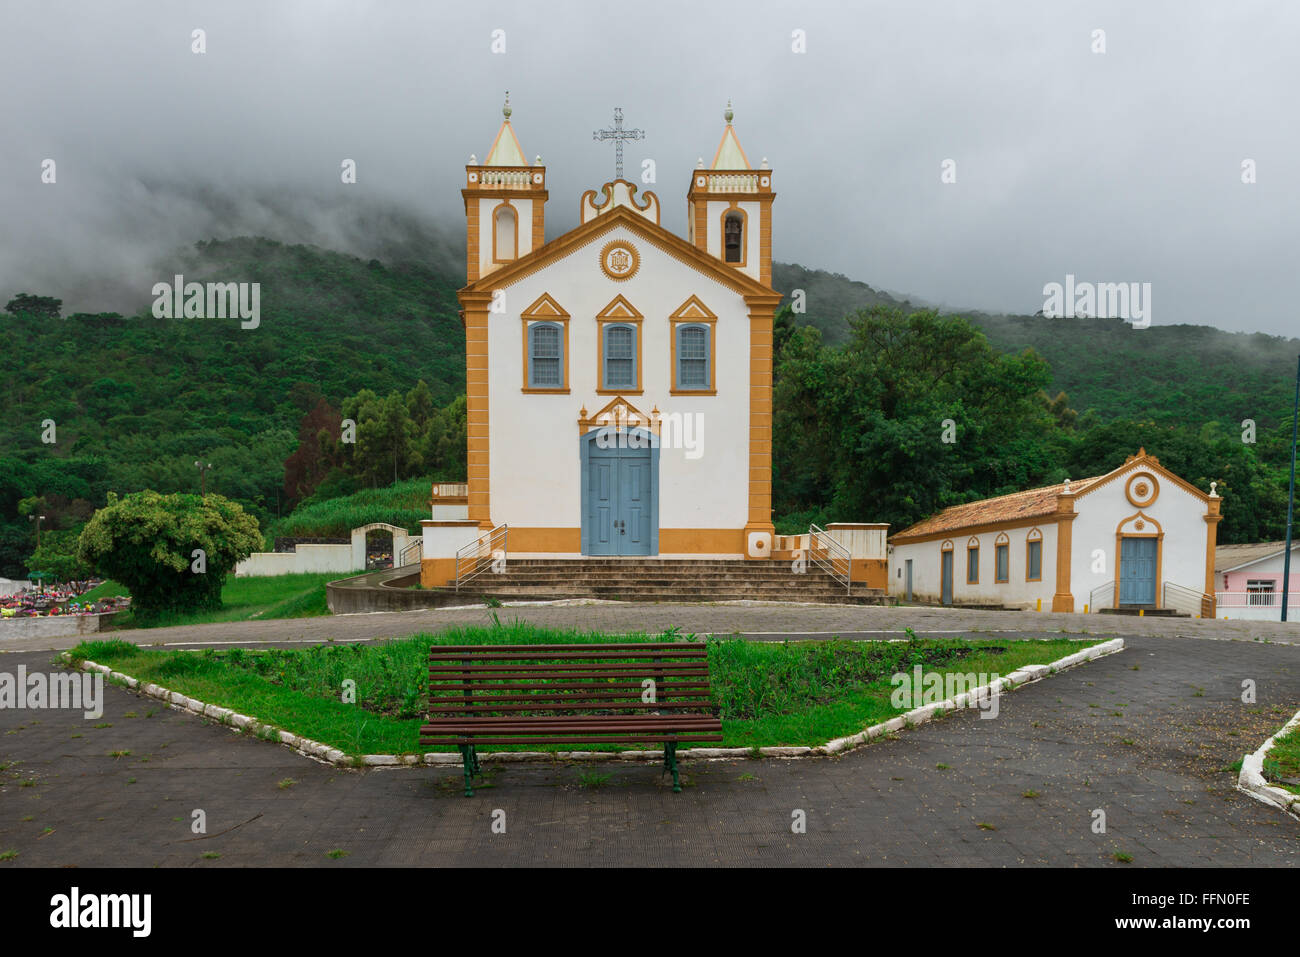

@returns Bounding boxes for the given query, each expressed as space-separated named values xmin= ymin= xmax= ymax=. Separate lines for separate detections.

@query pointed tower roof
xmin=485 ymin=92 xmax=528 ymax=166
xmin=710 ymin=100 xmax=752 ymax=170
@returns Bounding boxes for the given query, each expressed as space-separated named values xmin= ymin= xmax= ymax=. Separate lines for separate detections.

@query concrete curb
xmin=1236 ymin=706 xmax=1300 ymax=821
xmin=62 ymin=637 xmax=1124 ymax=769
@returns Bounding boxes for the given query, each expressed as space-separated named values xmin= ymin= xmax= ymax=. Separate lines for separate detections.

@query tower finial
xmin=503 ymin=91 xmax=511 ymax=120
xmin=724 ymin=99 xmax=733 ymax=124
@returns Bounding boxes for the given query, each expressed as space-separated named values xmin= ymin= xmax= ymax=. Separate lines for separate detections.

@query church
xmin=420 ymin=98 xmax=787 ymax=586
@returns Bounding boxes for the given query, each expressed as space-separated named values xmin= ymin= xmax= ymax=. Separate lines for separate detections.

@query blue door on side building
xmin=1119 ymin=537 xmax=1157 ymax=606
xmin=581 ymin=429 xmax=657 ymax=557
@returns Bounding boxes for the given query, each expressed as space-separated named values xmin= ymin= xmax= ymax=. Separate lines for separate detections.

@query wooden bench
xmin=419 ymin=642 xmax=723 ymax=795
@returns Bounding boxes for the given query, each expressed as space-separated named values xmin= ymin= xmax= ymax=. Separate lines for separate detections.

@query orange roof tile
xmin=890 ymin=476 xmax=1104 ymax=542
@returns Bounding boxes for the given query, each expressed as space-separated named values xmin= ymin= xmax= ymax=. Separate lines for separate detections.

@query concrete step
xmin=1098 ymin=607 xmax=1190 ymax=617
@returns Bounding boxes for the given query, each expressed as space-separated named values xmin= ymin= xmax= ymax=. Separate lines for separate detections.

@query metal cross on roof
xmin=593 ymin=107 xmax=644 ymax=180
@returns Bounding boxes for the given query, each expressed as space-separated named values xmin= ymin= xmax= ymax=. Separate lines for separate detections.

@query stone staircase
xmin=448 ymin=558 xmax=887 ymax=605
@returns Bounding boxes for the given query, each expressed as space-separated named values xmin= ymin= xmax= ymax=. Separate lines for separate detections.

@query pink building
xmin=1214 ymin=541 xmax=1300 ymax=621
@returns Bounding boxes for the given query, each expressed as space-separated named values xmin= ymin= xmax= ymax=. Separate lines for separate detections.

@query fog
xmin=2 ymin=0 xmax=1296 ymax=335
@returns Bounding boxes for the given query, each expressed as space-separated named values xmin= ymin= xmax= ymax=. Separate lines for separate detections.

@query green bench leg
xmin=663 ymin=741 xmax=681 ymax=793
xmin=458 ymin=744 xmax=480 ymax=797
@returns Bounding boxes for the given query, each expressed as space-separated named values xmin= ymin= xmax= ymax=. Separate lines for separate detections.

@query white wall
xmin=889 ymin=523 xmax=1058 ymax=609
xmin=1069 ymin=465 xmax=1210 ymax=610
xmin=235 ymin=544 xmax=354 ymax=577
xmin=487 ymin=222 xmax=752 ymax=543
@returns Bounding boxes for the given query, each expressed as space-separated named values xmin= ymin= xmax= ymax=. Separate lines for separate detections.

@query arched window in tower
xmin=723 ymin=211 xmax=744 ymax=263
xmin=494 ymin=204 xmax=517 ymax=261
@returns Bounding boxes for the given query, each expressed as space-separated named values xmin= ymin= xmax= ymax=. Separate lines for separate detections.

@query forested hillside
xmin=0 ymin=238 xmax=466 ymax=576
xmin=774 ymin=263 xmax=1300 ymax=430
xmin=1 ymin=240 xmax=1295 ymax=579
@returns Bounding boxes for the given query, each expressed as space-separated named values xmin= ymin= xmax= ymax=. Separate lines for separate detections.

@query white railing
xmin=1216 ymin=591 xmax=1300 ymax=608
xmin=1163 ymin=581 xmax=1212 ymax=617
xmin=399 ymin=539 xmax=422 ymax=566
xmin=474 ymin=168 xmax=537 ymax=189
xmin=1089 ymin=580 xmax=1114 ymax=612
xmin=705 ymin=172 xmax=760 ymax=193
xmin=454 ymin=524 xmax=507 ymax=591
xmin=808 ymin=523 xmax=852 ymax=593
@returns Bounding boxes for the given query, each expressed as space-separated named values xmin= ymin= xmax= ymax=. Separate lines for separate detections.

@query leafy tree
xmin=5 ymin=294 xmax=62 ymax=319
xmin=77 ymin=491 xmax=262 ymax=622
xmin=25 ymin=529 xmax=92 ymax=583
xmin=283 ymin=397 xmax=343 ymax=504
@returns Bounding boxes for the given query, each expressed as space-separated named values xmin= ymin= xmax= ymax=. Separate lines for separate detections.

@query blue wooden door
xmin=619 ymin=455 xmax=652 ymax=555
xmin=585 ymin=456 xmax=616 ymax=555
xmin=1119 ymin=537 xmax=1157 ymax=605
xmin=941 ymin=551 xmax=953 ymax=606
xmin=582 ymin=433 xmax=655 ymax=556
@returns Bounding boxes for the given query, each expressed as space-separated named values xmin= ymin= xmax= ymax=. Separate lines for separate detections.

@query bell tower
xmin=686 ymin=101 xmax=775 ymax=287
xmin=463 ymin=93 xmax=548 ymax=282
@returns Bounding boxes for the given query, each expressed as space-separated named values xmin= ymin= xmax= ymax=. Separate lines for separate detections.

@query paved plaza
xmin=1 ymin=604 xmax=1298 ymax=866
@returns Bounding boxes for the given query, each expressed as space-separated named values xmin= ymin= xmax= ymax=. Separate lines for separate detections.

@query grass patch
xmin=103 ymin=572 xmax=350 ymax=630
xmin=267 ymin=477 xmax=431 ymax=540
xmin=1263 ymin=720 xmax=1300 ymax=795
xmin=69 ymin=625 xmax=1103 ymax=756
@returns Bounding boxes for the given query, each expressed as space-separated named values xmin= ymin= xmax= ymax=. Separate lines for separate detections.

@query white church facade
xmin=422 ymin=100 xmax=783 ymax=586
xmin=887 ymin=450 xmax=1223 ymax=616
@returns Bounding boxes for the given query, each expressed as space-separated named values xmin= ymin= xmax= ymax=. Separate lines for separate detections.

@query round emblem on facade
xmin=1125 ymin=471 xmax=1159 ymax=507
xmin=468 ymin=172 xmax=478 ymax=183
xmin=696 ymin=176 xmax=706 ymax=187
xmin=1135 ymin=519 xmax=1145 ymax=530
xmin=599 ymin=240 xmax=640 ymax=281
xmin=760 ymin=176 xmax=770 ymax=187
xmin=533 ymin=172 xmax=543 ymax=184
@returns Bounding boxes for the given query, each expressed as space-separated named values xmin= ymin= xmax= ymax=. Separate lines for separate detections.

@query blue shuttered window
xmin=603 ymin=323 xmax=636 ymax=389
xmin=676 ymin=323 xmax=710 ymax=389
xmin=528 ymin=321 xmax=562 ymax=388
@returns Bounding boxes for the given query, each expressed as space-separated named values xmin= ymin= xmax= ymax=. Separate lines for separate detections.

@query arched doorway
xmin=580 ymin=427 xmax=658 ymax=556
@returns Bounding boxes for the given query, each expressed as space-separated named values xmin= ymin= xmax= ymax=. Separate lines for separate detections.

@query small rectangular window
xmin=1027 ymin=540 xmax=1042 ymax=580
xmin=603 ymin=324 xmax=636 ymax=389
xmin=677 ymin=324 xmax=710 ymax=389
xmin=995 ymin=544 xmax=1009 ymax=583
xmin=967 ymin=547 xmax=979 ymax=584
xmin=1247 ymin=580 xmax=1276 ymax=606
xmin=528 ymin=323 xmax=562 ymax=388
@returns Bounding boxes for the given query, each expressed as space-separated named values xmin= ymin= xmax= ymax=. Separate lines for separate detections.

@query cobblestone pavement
xmin=2 ymin=601 xmax=1299 ymax=654
xmin=1 ymin=630 xmax=1297 ymax=866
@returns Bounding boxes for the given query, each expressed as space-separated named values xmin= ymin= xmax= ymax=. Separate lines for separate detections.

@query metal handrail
xmin=1089 ymin=580 xmax=1114 ymax=612
xmin=1164 ymin=581 xmax=1211 ymax=617
xmin=454 ymin=524 xmax=508 ymax=591
xmin=807 ymin=523 xmax=852 ymax=593
xmin=399 ymin=539 xmax=422 ymax=566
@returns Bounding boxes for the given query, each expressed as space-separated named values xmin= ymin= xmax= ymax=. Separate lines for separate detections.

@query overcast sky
xmin=2 ymin=0 xmax=1297 ymax=335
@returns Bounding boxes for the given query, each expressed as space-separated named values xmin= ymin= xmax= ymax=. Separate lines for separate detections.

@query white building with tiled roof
xmin=1214 ymin=540 xmax=1300 ymax=621
xmin=888 ymin=450 xmax=1222 ymax=616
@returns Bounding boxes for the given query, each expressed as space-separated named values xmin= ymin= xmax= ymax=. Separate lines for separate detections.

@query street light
xmin=28 ymin=514 xmax=46 ymax=594
xmin=27 ymin=513 xmax=45 ymax=548
xmin=194 ymin=460 xmax=213 ymax=496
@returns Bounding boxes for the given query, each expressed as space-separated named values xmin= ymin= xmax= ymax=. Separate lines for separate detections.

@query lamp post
xmin=28 ymin=514 xmax=46 ymax=595
xmin=1282 ymin=355 xmax=1299 ymax=623
xmin=195 ymin=460 xmax=213 ymax=496
xmin=28 ymin=512 xmax=45 ymax=550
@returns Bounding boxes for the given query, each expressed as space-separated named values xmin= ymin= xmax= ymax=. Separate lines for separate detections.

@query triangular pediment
xmin=521 ymin=292 xmax=569 ymax=319
xmin=669 ymin=295 xmax=717 ymax=322
xmin=459 ymin=204 xmax=781 ymax=306
xmin=595 ymin=294 xmax=643 ymax=321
